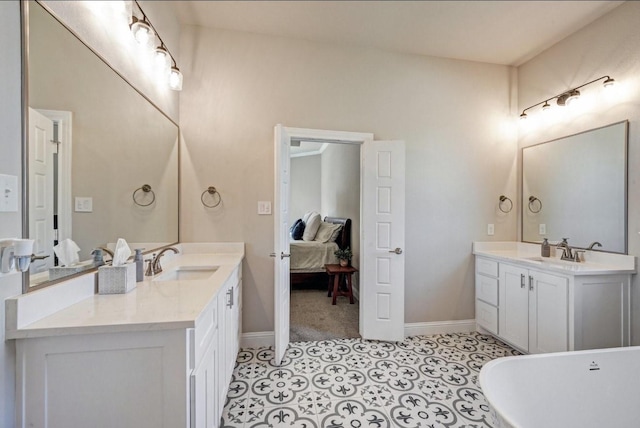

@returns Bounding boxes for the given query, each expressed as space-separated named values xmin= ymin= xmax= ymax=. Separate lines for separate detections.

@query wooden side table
xmin=324 ymin=264 xmax=358 ymax=305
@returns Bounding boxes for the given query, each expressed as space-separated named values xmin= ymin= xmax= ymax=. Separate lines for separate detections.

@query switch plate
xmin=75 ymin=197 xmax=93 ymax=212
xmin=0 ymin=174 xmax=18 ymax=212
xmin=539 ymin=224 xmax=546 ymax=235
xmin=258 ymin=201 xmax=271 ymax=215
xmin=487 ymin=224 xmax=495 ymax=236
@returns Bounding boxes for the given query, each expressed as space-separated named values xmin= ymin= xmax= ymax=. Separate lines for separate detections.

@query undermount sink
xmin=153 ymin=266 xmax=219 ymax=282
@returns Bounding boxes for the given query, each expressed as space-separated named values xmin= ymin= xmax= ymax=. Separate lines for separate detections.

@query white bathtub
xmin=479 ymin=346 xmax=640 ymax=428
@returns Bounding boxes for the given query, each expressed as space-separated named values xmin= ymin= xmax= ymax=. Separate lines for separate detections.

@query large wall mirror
xmin=26 ymin=1 xmax=179 ymax=288
xmin=522 ymin=121 xmax=628 ymax=253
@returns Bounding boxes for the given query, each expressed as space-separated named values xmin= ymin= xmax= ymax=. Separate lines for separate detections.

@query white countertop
xmin=473 ymin=241 xmax=636 ymax=276
xmin=6 ymin=243 xmax=244 ymax=339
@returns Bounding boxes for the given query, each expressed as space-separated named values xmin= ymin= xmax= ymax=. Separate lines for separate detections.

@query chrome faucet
xmin=588 ymin=241 xmax=603 ymax=250
xmin=557 ymin=238 xmax=575 ymax=262
xmin=98 ymin=247 xmax=115 ymax=261
xmin=151 ymin=247 xmax=179 ymax=274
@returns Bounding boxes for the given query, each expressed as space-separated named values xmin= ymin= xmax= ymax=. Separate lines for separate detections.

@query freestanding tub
xmin=479 ymin=346 xmax=640 ymax=428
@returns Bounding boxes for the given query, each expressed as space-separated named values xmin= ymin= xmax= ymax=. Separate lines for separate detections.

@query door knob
xmin=388 ymin=247 xmax=403 ymax=255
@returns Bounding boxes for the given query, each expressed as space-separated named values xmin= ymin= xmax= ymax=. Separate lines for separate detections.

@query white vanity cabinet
xmin=8 ymin=247 xmax=244 ymax=428
xmin=499 ymin=263 xmax=569 ymax=353
xmin=473 ymin=242 xmax=634 ymax=355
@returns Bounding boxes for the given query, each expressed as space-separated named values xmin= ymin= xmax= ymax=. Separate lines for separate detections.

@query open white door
xmin=361 ymin=140 xmax=405 ymax=341
xmin=28 ymin=108 xmax=55 ymax=273
xmin=273 ymin=124 xmax=291 ymax=365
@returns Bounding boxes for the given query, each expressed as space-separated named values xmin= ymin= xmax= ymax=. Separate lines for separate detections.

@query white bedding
xmin=290 ymin=239 xmax=339 ymax=272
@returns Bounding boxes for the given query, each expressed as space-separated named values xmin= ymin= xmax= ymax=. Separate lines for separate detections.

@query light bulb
xmin=519 ymin=112 xmax=527 ymax=120
xmin=565 ymin=90 xmax=580 ymax=106
xmin=542 ymin=102 xmax=551 ymax=112
xmin=603 ymin=77 xmax=615 ymax=88
xmin=130 ymin=16 xmax=155 ymax=49
xmin=155 ymin=45 xmax=171 ymax=71
xmin=169 ymin=66 xmax=183 ymax=91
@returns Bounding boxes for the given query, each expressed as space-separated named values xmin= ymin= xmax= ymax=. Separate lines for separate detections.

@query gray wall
xmin=179 ymin=25 xmax=518 ymax=333
xmin=290 ymin=155 xmax=321 ymax=224
xmin=517 ymin=1 xmax=640 ymax=344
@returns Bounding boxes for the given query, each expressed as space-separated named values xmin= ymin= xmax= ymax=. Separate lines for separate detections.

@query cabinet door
xmin=191 ymin=329 xmax=219 ymax=428
xmin=529 ymin=270 xmax=568 ymax=354
xmin=499 ymin=263 xmax=529 ymax=351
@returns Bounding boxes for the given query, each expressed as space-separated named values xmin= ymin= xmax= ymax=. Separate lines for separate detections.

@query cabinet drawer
xmin=475 ymin=273 xmax=498 ymax=306
xmin=476 ymin=258 xmax=498 ymax=278
xmin=476 ymin=299 xmax=498 ymax=335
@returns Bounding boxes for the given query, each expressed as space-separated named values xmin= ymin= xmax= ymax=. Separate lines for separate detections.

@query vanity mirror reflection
xmin=522 ymin=121 xmax=628 ymax=253
xmin=26 ymin=1 xmax=179 ymax=288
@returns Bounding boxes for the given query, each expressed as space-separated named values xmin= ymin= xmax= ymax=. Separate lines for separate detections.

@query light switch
xmin=487 ymin=224 xmax=495 ymax=236
xmin=258 ymin=201 xmax=272 ymax=215
xmin=0 ymin=174 xmax=18 ymax=212
xmin=75 ymin=197 xmax=93 ymax=212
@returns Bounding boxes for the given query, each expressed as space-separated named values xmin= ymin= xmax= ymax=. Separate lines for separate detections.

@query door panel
xmin=499 ymin=263 xmax=529 ymax=351
xmin=273 ymin=125 xmax=291 ymax=365
xmin=361 ymin=141 xmax=405 ymax=341
xmin=28 ymin=108 xmax=55 ymax=273
xmin=529 ymin=271 xmax=568 ymax=353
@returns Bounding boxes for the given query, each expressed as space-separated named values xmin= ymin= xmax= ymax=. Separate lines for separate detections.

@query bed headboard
xmin=324 ymin=217 xmax=352 ymax=250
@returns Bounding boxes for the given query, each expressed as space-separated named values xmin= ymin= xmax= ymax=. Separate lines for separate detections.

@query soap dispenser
xmin=134 ymin=248 xmax=145 ymax=282
xmin=541 ymin=238 xmax=550 ymax=257
xmin=91 ymin=248 xmax=105 ymax=267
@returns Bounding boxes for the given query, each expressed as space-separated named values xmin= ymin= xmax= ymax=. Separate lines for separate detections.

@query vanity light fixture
xmin=519 ymin=75 xmax=615 ymax=119
xmin=130 ymin=0 xmax=183 ymax=91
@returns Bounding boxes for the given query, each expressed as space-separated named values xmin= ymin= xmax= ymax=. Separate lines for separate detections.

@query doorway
xmin=288 ymin=141 xmax=361 ymax=342
xmin=274 ymin=125 xmax=406 ymax=365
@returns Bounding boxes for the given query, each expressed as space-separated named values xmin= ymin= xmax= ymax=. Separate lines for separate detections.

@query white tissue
xmin=112 ymin=238 xmax=132 ymax=267
xmin=53 ymin=239 xmax=81 ymax=266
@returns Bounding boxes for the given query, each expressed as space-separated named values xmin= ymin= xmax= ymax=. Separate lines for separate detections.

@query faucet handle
xmin=574 ymin=250 xmax=585 ymax=263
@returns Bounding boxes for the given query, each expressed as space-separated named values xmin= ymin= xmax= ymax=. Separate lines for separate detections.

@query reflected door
xmin=28 ymin=108 xmax=55 ymax=272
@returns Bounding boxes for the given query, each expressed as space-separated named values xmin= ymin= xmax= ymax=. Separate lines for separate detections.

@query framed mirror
xmin=522 ymin=121 xmax=628 ymax=253
xmin=26 ymin=1 xmax=179 ymax=288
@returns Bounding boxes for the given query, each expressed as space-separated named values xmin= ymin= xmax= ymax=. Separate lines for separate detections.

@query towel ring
xmin=498 ymin=195 xmax=513 ymax=213
xmin=201 ymin=186 xmax=222 ymax=208
xmin=133 ymin=184 xmax=156 ymax=207
xmin=528 ymin=196 xmax=542 ymax=213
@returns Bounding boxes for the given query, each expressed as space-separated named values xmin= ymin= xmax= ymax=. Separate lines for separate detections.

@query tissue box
xmin=49 ymin=264 xmax=93 ymax=280
xmin=98 ymin=263 xmax=136 ymax=294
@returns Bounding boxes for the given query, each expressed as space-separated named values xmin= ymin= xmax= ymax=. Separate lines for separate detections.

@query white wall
xmin=290 ymin=155 xmax=321 ymax=224
xmin=517 ymin=2 xmax=640 ymax=342
xmin=179 ymin=25 xmax=517 ymax=333
xmin=320 ymin=143 xmax=361 ymax=267
xmin=0 ymin=2 xmax=24 ymax=426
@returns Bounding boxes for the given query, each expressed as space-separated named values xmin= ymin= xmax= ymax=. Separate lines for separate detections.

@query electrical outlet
xmin=539 ymin=223 xmax=546 ymax=235
xmin=0 ymin=174 xmax=18 ymax=212
xmin=487 ymin=224 xmax=495 ymax=236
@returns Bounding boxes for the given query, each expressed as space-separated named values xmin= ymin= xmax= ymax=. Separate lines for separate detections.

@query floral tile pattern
xmin=222 ymin=332 xmax=520 ymax=427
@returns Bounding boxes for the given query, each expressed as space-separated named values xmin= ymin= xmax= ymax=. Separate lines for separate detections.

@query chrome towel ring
xmin=133 ymin=184 xmax=156 ymax=207
xmin=528 ymin=196 xmax=542 ymax=213
xmin=498 ymin=195 xmax=513 ymax=213
xmin=201 ymin=186 xmax=222 ymax=208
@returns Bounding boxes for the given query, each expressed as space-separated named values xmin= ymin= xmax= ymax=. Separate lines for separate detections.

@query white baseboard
xmin=241 ymin=319 xmax=477 ymax=349
xmin=404 ymin=319 xmax=476 ymax=338
xmin=241 ymin=331 xmax=275 ymax=349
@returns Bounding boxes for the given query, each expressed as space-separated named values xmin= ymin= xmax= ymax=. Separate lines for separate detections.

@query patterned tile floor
xmin=222 ymin=332 xmax=521 ymax=427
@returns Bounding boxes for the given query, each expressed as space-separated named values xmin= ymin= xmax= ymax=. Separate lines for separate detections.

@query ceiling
xmin=172 ymin=1 xmax=623 ymax=66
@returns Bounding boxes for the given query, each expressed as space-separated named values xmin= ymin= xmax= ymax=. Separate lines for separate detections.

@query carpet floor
xmin=290 ymin=289 xmax=360 ymax=342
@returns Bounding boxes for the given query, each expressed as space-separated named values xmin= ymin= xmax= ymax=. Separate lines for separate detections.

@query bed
xmin=290 ymin=217 xmax=351 ymax=288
